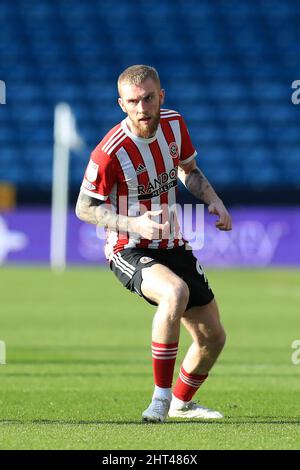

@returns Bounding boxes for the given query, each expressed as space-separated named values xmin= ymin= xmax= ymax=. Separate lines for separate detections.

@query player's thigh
xmin=181 ymin=298 xmax=226 ymax=344
xmin=141 ymin=263 xmax=189 ymax=305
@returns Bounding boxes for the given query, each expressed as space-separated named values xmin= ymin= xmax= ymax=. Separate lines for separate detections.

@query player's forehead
xmin=119 ymin=78 xmax=159 ymax=99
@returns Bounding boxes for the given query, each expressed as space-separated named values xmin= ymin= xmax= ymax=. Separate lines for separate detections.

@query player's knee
xmin=208 ymin=328 xmax=226 ymax=351
xmin=172 ymin=281 xmax=190 ymax=312
xmin=162 ymin=280 xmax=190 ymax=315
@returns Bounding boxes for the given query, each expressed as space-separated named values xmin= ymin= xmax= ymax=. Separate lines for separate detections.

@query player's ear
xmin=159 ymin=88 xmax=165 ymax=106
xmin=118 ymin=97 xmax=127 ymax=113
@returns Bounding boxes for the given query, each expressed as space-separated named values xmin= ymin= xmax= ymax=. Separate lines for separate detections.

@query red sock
xmin=152 ymin=341 xmax=178 ymax=388
xmin=173 ymin=365 xmax=208 ymax=402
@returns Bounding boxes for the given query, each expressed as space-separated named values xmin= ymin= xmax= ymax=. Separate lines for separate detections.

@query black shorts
xmin=110 ymin=245 xmax=214 ymax=310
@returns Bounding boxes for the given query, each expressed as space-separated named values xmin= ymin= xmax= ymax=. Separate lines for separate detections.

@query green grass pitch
xmin=0 ymin=266 xmax=299 ymax=450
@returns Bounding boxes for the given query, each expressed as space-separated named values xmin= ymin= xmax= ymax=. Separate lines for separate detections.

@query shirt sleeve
xmin=80 ymin=144 xmax=117 ymax=201
xmin=179 ymin=116 xmax=197 ymax=165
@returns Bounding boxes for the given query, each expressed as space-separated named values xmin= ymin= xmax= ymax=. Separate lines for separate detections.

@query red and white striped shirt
xmin=81 ymin=109 xmax=197 ymax=259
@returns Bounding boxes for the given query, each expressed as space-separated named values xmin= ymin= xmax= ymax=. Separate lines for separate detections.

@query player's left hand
xmin=208 ymin=200 xmax=232 ymax=231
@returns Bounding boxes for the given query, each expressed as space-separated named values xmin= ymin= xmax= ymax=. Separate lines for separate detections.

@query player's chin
xmin=138 ymin=121 xmax=157 ymax=138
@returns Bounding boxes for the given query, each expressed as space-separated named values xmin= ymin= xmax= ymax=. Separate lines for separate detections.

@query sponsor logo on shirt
xmin=137 ymin=168 xmax=178 ymax=200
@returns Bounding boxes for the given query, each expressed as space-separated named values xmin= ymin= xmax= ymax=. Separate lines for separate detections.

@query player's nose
xmin=137 ymin=99 xmax=148 ymax=113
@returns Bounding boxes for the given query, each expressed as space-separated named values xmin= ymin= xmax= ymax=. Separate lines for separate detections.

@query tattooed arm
xmin=178 ymin=159 xmax=232 ymax=231
xmin=75 ymin=191 xmax=168 ymax=239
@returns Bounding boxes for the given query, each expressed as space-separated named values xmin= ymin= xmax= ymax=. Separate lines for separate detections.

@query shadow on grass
xmin=0 ymin=417 xmax=300 ymax=426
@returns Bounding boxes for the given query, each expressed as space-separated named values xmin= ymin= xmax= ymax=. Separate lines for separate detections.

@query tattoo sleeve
xmin=180 ymin=166 xmax=220 ymax=205
xmin=75 ymin=191 xmax=137 ymax=233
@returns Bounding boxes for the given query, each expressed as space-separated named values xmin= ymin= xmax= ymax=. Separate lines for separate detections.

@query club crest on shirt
xmin=169 ymin=142 xmax=179 ymax=159
xmin=139 ymin=256 xmax=154 ymax=264
xmin=86 ymin=160 xmax=99 ymax=182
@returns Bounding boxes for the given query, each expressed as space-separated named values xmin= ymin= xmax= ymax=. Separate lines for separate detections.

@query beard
xmin=129 ymin=107 xmax=161 ymax=138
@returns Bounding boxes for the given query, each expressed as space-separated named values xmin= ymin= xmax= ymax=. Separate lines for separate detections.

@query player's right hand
xmin=133 ymin=210 xmax=170 ymax=240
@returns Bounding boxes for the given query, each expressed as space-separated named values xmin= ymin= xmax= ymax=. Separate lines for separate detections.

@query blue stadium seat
xmin=0 ymin=0 xmax=299 ymax=192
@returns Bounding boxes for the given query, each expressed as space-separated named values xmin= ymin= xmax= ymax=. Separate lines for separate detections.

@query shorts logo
xmin=86 ymin=160 xmax=99 ymax=182
xmin=169 ymin=142 xmax=179 ymax=159
xmin=196 ymin=261 xmax=210 ymax=288
xmin=137 ymin=168 xmax=178 ymax=200
xmin=139 ymin=256 xmax=154 ymax=264
xmin=82 ymin=179 xmax=96 ymax=191
xmin=196 ymin=261 xmax=204 ymax=276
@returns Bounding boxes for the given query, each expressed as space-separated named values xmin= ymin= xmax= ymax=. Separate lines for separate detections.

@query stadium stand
xmin=0 ymin=0 xmax=299 ymax=204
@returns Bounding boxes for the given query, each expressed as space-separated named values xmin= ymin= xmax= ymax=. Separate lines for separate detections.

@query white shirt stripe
xmin=102 ymin=127 xmax=124 ymax=152
xmin=180 ymin=151 xmax=197 ymax=165
xmin=115 ymin=147 xmax=142 ymax=250
xmin=160 ymin=114 xmax=181 ymax=119
xmin=132 ymin=135 xmax=162 ymax=249
xmin=106 ymin=134 xmax=127 ymax=155
xmin=148 ymin=125 xmax=182 ymax=249
xmin=80 ymin=186 xmax=108 ymax=201
xmin=160 ymin=109 xmax=177 ymax=114
xmin=169 ymin=120 xmax=181 ymax=156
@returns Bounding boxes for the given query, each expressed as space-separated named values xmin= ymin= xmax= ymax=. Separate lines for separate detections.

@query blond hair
xmin=117 ymin=65 xmax=161 ymax=95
